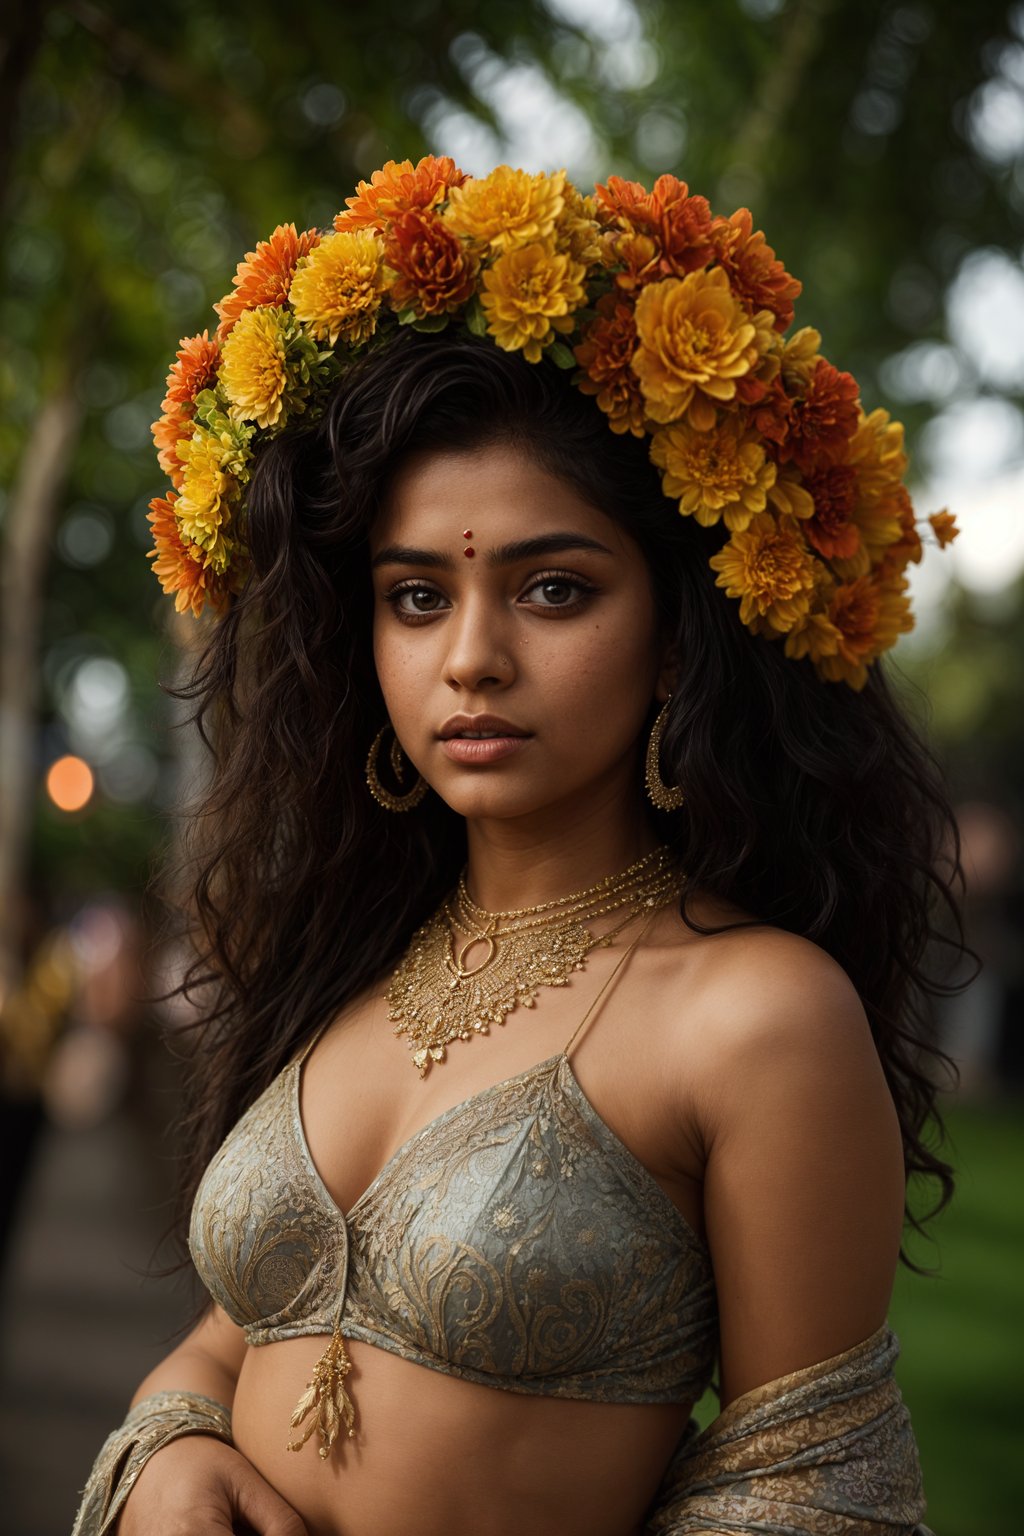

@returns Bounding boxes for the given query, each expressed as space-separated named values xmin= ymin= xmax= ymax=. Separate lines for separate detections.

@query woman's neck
xmin=462 ymin=802 xmax=665 ymax=913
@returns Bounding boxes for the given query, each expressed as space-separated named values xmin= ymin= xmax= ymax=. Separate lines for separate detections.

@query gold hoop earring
xmin=645 ymin=698 xmax=685 ymax=811
xmin=366 ymin=723 xmax=428 ymax=812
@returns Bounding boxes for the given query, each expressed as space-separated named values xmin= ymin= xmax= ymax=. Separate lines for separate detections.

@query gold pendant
xmin=388 ymin=907 xmax=599 ymax=1077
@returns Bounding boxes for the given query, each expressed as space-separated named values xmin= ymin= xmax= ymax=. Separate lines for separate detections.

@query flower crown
xmin=149 ymin=155 xmax=958 ymax=690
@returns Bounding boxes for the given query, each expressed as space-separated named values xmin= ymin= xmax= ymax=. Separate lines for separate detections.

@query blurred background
xmin=1 ymin=1 xmax=1022 ymax=1531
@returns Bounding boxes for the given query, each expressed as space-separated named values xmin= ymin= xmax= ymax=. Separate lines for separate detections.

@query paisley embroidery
xmin=189 ymin=1048 xmax=718 ymax=1403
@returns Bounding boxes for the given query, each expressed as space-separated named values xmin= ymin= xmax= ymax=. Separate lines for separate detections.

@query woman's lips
xmin=440 ymin=735 xmax=532 ymax=764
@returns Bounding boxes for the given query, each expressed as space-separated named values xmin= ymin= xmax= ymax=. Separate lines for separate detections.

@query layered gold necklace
xmin=387 ymin=845 xmax=685 ymax=1076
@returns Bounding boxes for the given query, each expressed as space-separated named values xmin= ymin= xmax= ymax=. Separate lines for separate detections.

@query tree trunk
xmin=0 ymin=373 xmax=83 ymax=998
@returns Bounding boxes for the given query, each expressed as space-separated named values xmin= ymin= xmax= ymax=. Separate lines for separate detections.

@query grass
xmin=689 ymin=1096 xmax=1024 ymax=1535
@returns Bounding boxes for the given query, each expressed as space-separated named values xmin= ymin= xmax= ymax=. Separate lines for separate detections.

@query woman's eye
xmin=383 ymin=572 xmax=595 ymax=620
xmin=390 ymin=586 xmax=445 ymax=614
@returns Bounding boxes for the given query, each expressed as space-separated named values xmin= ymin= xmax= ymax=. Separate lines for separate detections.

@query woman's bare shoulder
xmin=649 ymin=891 xmax=876 ymax=1121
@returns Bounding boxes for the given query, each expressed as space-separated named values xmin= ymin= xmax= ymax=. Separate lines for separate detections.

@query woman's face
xmin=370 ymin=440 xmax=674 ymax=826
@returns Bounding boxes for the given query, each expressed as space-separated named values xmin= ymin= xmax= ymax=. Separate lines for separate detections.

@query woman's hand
xmin=114 ymin=1433 xmax=309 ymax=1535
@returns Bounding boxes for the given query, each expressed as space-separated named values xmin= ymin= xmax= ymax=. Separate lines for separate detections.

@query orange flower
xmin=384 ymin=209 xmax=478 ymax=316
xmin=778 ymin=359 xmax=860 ymax=473
xmin=928 ymin=508 xmax=959 ymax=548
xmin=146 ymin=493 xmax=231 ymax=618
xmin=800 ymin=463 xmax=861 ymax=561
xmin=214 ymin=224 xmax=321 ymax=341
xmin=810 ymin=569 xmax=913 ymax=689
xmin=707 ymin=511 xmax=818 ymax=633
xmin=151 ymin=331 xmax=220 ymax=486
xmin=161 ymin=331 xmax=221 ymax=406
xmin=594 ymin=174 xmax=714 ymax=283
xmin=710 ymin=209 xmax=802 ymax=333
xmin=334 ymin=155 xmax=466 ymax=232
xmin=876 ymin=487 xmax=924 ymax=577
xmin=650 ymin=417 xmax=777 ymax=531
xmin=632 ymin=268 xmax=773 ymax=430
xmin=573 ymin=293 xmax=646 ymax=437
xmin=445 ymin=166 xmax=566 ymax=254
xmin=480 ymin=240 xmax=586 ymax=363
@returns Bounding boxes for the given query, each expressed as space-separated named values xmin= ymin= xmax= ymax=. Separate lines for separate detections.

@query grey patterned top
xmin=189 ymin=1041 xmax=718 ymax=1404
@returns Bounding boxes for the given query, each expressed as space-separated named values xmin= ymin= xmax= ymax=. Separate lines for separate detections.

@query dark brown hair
xmin=154 ymin=327 xmax=974 ymax=1281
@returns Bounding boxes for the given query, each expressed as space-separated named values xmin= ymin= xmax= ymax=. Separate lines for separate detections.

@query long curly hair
xmin=153 ymin=328 xmax=974 ymax=1280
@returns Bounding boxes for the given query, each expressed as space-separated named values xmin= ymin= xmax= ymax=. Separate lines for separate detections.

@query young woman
xmin=73 ymin=159 xmax=966 ymax=1536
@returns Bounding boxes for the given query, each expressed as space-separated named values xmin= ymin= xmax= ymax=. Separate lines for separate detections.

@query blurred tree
xmin=1 ymin=0 xmax=1022 ymax=1004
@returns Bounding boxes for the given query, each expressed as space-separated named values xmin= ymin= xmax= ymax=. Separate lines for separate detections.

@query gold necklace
xmin=387 ymin=846 xmax=685 ymax=1075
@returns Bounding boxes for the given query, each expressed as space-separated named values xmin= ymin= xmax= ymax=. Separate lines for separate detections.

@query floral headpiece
xmin=149 ymin=154 xmax=958 ymax=690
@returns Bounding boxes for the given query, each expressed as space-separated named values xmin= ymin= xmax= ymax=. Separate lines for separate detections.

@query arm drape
xmin=642 ymin=1324 xmax=935 ymax=1535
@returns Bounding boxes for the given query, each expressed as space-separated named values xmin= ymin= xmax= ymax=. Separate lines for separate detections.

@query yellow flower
xmin=175 ymin=424 xmax=248 ymax=571
xmin=481 ymin=241 xmax=587 ymax=363
xmin=768 ymin=469 xmax=815 ymax=521
xmin=650 ymin=417 xmax=777 ymax=531
xmin=289 ymin=229 xmax=386 ymax=347
xmin=445 ymin=165 xmax=566 ymax=254
xmin=707 ymin=511 xmax=817 ymax=633
xmin=552 ymin=184 xmax=602 ymax=266
xmin=632 ymin=268 xmax=773 ymax=430
xmin=220 ymin=307 xmax=294 ymax=429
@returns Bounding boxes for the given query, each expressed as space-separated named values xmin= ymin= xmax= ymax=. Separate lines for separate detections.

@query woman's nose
xmin=442 ymin=594 xmax=516 ymax=692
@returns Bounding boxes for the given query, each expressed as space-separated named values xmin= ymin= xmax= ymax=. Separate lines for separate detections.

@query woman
xmin=73 ymin=158 xmax=967 ymax=1536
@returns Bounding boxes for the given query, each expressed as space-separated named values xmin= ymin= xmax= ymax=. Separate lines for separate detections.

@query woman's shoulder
xmin=648 ymin=891 xmax=877 ymax=1121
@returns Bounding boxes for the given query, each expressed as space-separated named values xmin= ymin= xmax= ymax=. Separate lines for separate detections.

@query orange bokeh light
xmin=46 ymin=754 xmax=94 ymax=812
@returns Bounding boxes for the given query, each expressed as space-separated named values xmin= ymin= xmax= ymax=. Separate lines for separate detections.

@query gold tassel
xmin=287 ymin=1326 xmax=357 ymax=1459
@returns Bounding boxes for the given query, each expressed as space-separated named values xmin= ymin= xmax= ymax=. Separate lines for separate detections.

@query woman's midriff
xmin=232 ymin=1334 xmax=696 ymax=1536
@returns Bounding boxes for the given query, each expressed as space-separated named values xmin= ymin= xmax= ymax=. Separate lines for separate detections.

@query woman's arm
xmin=128 ymin=1299 xmax=249 ymax=1410
xmin=645 ymin=938 xmax=932 ymax=1534
xmin=73 ymin=1303 xmax=308 ymax=1536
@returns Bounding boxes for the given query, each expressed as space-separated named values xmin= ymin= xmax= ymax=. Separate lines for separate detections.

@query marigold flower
xmin=220 ymin=307 xmax=298 ymax=429
xmin=384 ymin=209 xmax=478 ymax=316
xmin=710 ymin=209 xmax=802 ymax=332
xmin=445 ymin=166 xmax=566 ymax=255
xmin=601 ymin=229 xmax=661 ymax=293
xmin=553 ymin=184 xmax=603 ymax=266
xmin=650 ymin=417 xmax=777 ymax=531
xmin=162 ymin=331 xmax=221 ymax=406
xmin=768 ymin=469 xmax=816 ymax=521
xmin=632 ymin=268 xmax=773 ymax=429
xmin=152 ymin=331 xmax=221 ymax=484
xmin=214 ymin=224 xmax=321 ymax=342
xmin=573 ymin=292 xmax=646 ymax=436
xmin=707 ymin=511 xmax=818 ymax=633
xmin=927 ymin=508 xmax=959 ymax=548
xmin=146 ymin=493 xmax=231 ymax=618
xmin=289 ymin=229 xmax=386 ymax=348
xmin=595 ymin=174 xmax=714 ymax=284
xmin=175 ymin=420 xmax=249 ymax=571
xmin=334 ymin=155 xmax=466 ymax=232
xmin=480 ymin=240 xmax=587 ymax=363
xmin=778 ymin=358 xmax=861 ymax=473
xmin=810 ymin=568 xmax=913 ymax=689
xmin=800 ymin=463 xmax=861 ymax=560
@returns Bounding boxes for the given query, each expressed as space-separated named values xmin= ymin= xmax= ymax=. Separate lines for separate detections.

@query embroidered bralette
xmin=188 ymin=1000 xmax=719 ymax=1448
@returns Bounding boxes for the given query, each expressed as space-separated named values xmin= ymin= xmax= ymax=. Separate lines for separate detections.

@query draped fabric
xmin=642 ymin=1324 xmax=934 ymax=1535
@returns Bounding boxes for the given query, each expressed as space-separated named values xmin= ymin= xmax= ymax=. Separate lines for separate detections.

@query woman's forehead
xmin=373 ymin=442 xmax=630 ymax=551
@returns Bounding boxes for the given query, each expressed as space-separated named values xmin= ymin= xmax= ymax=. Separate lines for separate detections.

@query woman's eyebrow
xmin=371 ymin=533 xmax=615 ymax=571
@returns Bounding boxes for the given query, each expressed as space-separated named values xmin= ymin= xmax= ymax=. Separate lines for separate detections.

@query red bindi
xmin=462 ymin=528 xmax=475 ymax=557
xmin=463 ymin=546 xmax=476 ymax=557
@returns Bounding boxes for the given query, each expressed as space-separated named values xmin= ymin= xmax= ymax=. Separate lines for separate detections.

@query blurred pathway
xmin=0 ymin=1106 xmax=193 ymax=1536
